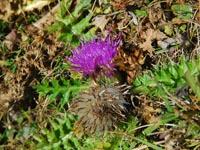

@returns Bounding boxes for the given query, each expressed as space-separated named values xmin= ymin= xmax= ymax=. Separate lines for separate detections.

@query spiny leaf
xmin=133 ymin=57 xmax=200 ymax=97
xmin=71 ymin=12 xmax=93 ymax=35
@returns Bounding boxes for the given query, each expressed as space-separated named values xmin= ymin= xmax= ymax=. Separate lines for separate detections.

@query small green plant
xmin=0 ymin=110 xmax=38 ymax=149
xmin=133 ymin=57 xmax=200 ymax=112
xmin=134 ymin=9 xmax=148 ymax=17
xmin=29 ymin=112 xmax=81 ymax=150
xmin=49 ymin=0 xmax=96 ymax=45
xmin=35 ymin=77 xmax=89 ymax=108
xmin=133 ymin=57 xmax=199 ymax=96
xmin=171 ymin=4 xmax=193 ymax=20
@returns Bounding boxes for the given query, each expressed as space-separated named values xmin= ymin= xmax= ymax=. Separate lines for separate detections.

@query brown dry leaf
xmin=110 ymin=0 xmax=128 ymax=10
xmin=110 ymin=0 xmax=136 ymax=10
xmin=142 ymin=105 xmax=162 ymax=123
xmin=24 ymin=0 xmax=52 ymax=11
xmin=139 ymin=40 xmax=154 ymax=54
xmin=0 ymin=0 xmax=56 ymax=21
xmin=139 ymin=29 xmax=167 ymax=55
xmin=0 ymin=1 xmax=14 ymax=21
xmin=135 ymin=95 xmax=162 ymax=124
xmin=114 ymin=46 xmax=144 ymax=84
xmin=148 ymin=2 xmax=163 ymax=27
xmin=33 ymin=4 xmax=59 ymax=29
xmin=117 ymin=12 xmax=131 ymax=30
xmin=0 ymin=94 xmax=11 ymax=119
xmin=5 ymin=30 xmax=17 ymax=42
xmin=92 ymin=15 xmax=110 ymax=32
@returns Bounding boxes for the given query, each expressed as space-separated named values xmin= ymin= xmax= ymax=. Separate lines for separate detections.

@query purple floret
xmin=69 ymin=34 xmax=121 ymax=78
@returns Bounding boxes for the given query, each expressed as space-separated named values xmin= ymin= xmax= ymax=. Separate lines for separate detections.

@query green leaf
xmin=72 ymin=0 xmax=91 ymax=18
xmin=0 ymin=60 xmax=13 ymax=66
xmin=171 ymin=4 xmax=192 ymax=14
xmin=164 ymin=25 xmax=173 ymax=36
xmin=179 ymin=24 xmax=187 ymax=32
xmin=133 ymin=57 xmax=200 ymax=99
xmin=51 ymin=79 xmax=59 ymax=88
xmin=49 ymin=119 xmax=60 ymax=131
xmin=59 ymin=0 xmax=73 ymax=18
xmin=134 ymin=10 xmax=148 ymax=17
xmin=71 ymin=13 xmax=93 ymax=35
xmin=171 ymin=4 xmax=193 ymax=20
xmin=33 ymin=134 xmax=47 ymax=143
xmin=184 ymin=71 xmax=200 ymax=99
xmin=53 ymin=0 xmax=93 ymax=44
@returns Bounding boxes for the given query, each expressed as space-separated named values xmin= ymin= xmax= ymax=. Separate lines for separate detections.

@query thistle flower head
xmin=68 ymin=84 xmax=130 ymax=135
xmin=69 ymin=34 xmax=121 ymax=78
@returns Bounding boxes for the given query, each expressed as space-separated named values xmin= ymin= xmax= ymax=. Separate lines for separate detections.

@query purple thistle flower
xmin=69 ymin=34 xmax=121 ymax=78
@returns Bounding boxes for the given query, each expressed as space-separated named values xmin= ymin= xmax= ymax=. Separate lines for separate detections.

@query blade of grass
xmin=132 ymin=137 xmax=164 ymax=150
xmin=184 ymin=71 xmax=200 ymax=99
xmin=152 ymin=77 xmax=173 ymax=112
xmin=143 ymin=113 xmax=178 ymax=135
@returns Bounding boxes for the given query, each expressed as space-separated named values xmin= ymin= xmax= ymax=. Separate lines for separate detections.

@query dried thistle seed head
xmin=68 ymin=84 xmax=130 ymax=135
